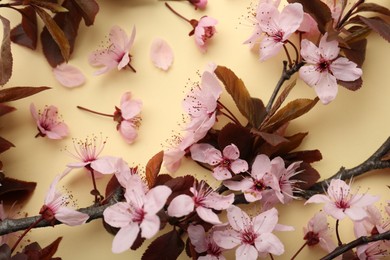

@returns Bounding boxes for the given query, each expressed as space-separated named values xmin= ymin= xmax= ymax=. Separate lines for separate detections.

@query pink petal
xmin=112 ymin=223 xmax=140 ymax=253
xmin=190 ymin=143 xmax=215 ymax=163
xmin=46 ymin=122 xmax=69 ymax=139
xmin=236 ymin=244 xmax=258 ymax=260
xmin=198 ymin=16 xmax=218 ymax=28
xmin=227 ymin=205 xmax=250 ymax=231
xmin=203 ymin=193 xmax=234 ymax=210
xmin=196 ymin=206 xmax=221 ymax=224
xmin=324 ymin=203 xmax=346 ymax=220
xmin=53 ymin=63 xmax=85 ymax=88
xmin=212 ymin=166 xmax=232 ymax=180
xmin=260 ymin=38 xmax=284 ymax=61
xmin=331 ymin=57 xmax=362 ymax=81
xmin=313 ymin=72 xmax=338 ymax=104
xmin=349 ymin=194 xmax=380 ymax=208
xmin=230 ymin=159 xmax=249 ymax=174
xmin=55 ymin=207 xmax=89 ymax=226
xmin=298 ymin=13 xmax=319 ymax=34
xmin=119 ymin=121 xmax=138 ymax=144
xmin=188 ymin=225 xmax=208 ymax=253
xmin=140 ymin=214 xmax=160 ymax=239
xmin=300 ymin=39 xmax=321 ymax=64
xmin=253 ymin=208 xmax=278 ymax=233
xmin=224 ymin=178 xmax=253 ymax=192
xmin=257 ymin=3 xmax=280 ymax=34
xmin=319 ymin=33 xmax=340 ymax=60
xmin=345 ymin=207 xmax=368 ymax=221
xmin=255 ymin=233 xmax=285 ymax=255
xmin=150 ymin=38 xmax=174 ymax=71
xmin=91 ymin=156 xmax=121 ymax=174
xmin=117 ymin=53 xmax=130 ymax=70
xmin=279 ymin=3 xmax=304 ymax=37
xmin=120 ymin=94 xmax=142 ymax=119
xmin=103 ymin=202 xmax=133 ymax=228
xmin=251 ymin=154 xmax=271 ymax=180
xmin=144 ymin=185 xmax=172 ymax=215
xmin=167 ymin=194 xmax=194 ymax=217
xmin=305 ymin=194 xmax=331 ymax=205
xmin=213 ymin=229 xmax=241 ymax=249
xmin=222 ymin=144 xmax=240 ymax=160
xmin=109 ymin=25 xmax=132 ymax=52
xmin=201 ymin=71 xmax=223 ymax=100
xmin=163 ymin=148 xmax=185 ymax=173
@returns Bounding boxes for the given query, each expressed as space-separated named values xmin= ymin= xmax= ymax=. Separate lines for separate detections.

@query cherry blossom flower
xmin=150 ymin=38 xmax=174 ymax=71
xmin=53 ymin=63 xmax=85 ymax=88
xmin=354 ymin=205 xmax=390 ymax=239
xmin=356 ymin=241 xmax=389 ymax=260
xmin=188 ymin=225 xmax=226 ymax=260
xmin=305 ymin=179 xmax=379 ymax=221
xmin=303 ymin=211 xmax=336 ymax=253
xmin=167 ymin=180 xmax=234 ymax=224
xmin=30 ymin=103 xmax=69 ymax=140
xmin=114 ymin=92 xmax=142 ymax=144
xmin=103 ymin=177 xmax=171 ymax=253
xmin=190 ymin=143 xmax=248 ymax=180
xmin=89 ymin=25 xmax=136 ymax=75
xmin=189 ymin=0 xmax=207 ymax=10
xmin=40 ymin=169 xmax=89 ymax=226
xmin=257 ymin=3 xmax=304 ymax=61
xmin=193 ymin=16 xmax=217 ymax=53
xmin=299 ymin=33 xmax=363 ymax=104
xmin=183 ymin=70 xmax=222 ymax=141
xmin=213 ymin=206 xmax=289 ymax=259
xmin=223 ymin=154 xmax=279 ymax=203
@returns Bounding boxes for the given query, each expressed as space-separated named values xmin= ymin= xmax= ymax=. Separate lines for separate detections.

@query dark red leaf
xmin=257 ymin=132 xmax=308 ymax=157
xmin=145 ymin=151 xmax=164 ymax=189
xmin=359 ymin=16 xmax=390 ymax=43
xmin=164 ymin=176 xmax=194 ymax=204
xmin=341 ymin=38 xmax=367 ymax=67
xmin=104 ymin=174 xmax=122 ymax=203
xmin=72 ymin=0 xmax=99 ymax=26
xmin=154 ymin=174 xmax=173 ymax=186
xmin=102 ymin=218 xmax=120 ymax=236
xmin=0 ymin=15 xmax=12 ymax=86
xmin=288 ymin=0 xmax=332 ymax=34
xmin=284 ymin=150 xmax=322 ymax=163
xmin=0 ymin=177 xmax=36 ymax=199
xmin=0 ymin=86 xmax=50 ymax=103
xmin=294 ymin=162 xmax=321 ymax=190
xmin=40 ymin=237 xmax=62 ymax=260
xmin=355 ymin=3 xmax=390 ymax=17
xmin=130 ymin=232 xmax=146 ymax=251
xmin=215 ymin=66 xmax=266 ymax=128
xmin=185 ymin=237 xmax=198 ymax=259
xmin=0 ymin=244 xmax=11 ymax=260
xmin=338 ymin=77 xmax=363 ymax=91
xmin=256 ymin=131 xmax=289 ymax=146
xmin=0 ymin=104 xmax=16 ymax=117
xmin=10 ymin=6 xmax=38 ymax=50
xmin=0 ymin=136 xmax=14 ymax=154
xmin=218 ymin=123 xmax=254 ymax=160
xmin=142 ymin=229 xmax=185 ymax=260
xmin=35 ymin=6 xmax=70 ymax=63
xmin=31 ymin=1 xmax=68 ymax=13
xmin=266 ymin=79 xmax=296 ymax=120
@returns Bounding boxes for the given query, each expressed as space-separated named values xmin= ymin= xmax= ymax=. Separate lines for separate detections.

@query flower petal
xmin=236 ymin=244 xmax=258 ymax=260
xmin=150 ymin=38 xmax=174 ymax=71
xmin=103 ymin=202 xmax=133 ymax=228
xmin=251 ymin=154 xmax=271 ymax=180
xmin=279 ymin=3 xmax=304 ymax=37
xmin=196 ymin=206 xmax=221 ymax=224
xmin=144 ymin=185 xmax=172 ymax=215
xmin=119 ymin=121 xmax=138 ymax=144
xmin=140 ymin=213 xmax=160 ymax=239
xmin=203 ymin=193 xmax=234 ymax=210
xmin=222 ymin=144 xmax=240 ymax=160
xmin=227 ymin=205 xmax=250 ymax=231
xmin=188 ymin=225 xmax=208 ymax=253
xmin=230 ymin=159 xmax=249 ymax=174
xmin=53 ymin=63 xmax=85 ymax=88
xmin=255 ymin=233 xmax=285 ymax=255
xmin=55 ymin=207 xmax=89 ymax=226
xmin=213 ymin=229 xmax=241 ymax=249
xmin=253 ymin=208 xmax=278 ymax=234
xmin=331 ymin=57 xmax=362 ymax=81
xmin=112 ymin=223 xmax=140 ymax=253
xmin=167 ymin=194 xmax=194 ymax=217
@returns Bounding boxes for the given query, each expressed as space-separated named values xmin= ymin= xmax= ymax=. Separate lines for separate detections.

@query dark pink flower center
xmin=241 ymin=229 xmax=258 ymax=245
xmin=272 ymin=31 xmax=284 ymax=43
xmin=132 ymin=207 xmax=145 ymax=223
xmin=221 ymin=158 xmax=231 ymax=168
xmin=335 ymin=199 xmax=350 ymax=209
xmin=202 ymin=26 xmax=215 ymax=42
xmin=207 ymin=242 xmax=222 ymax=256
xmin=253 ymin=180 xmax=266 ymax=192
xmin=304 ymin=231 xmax=320 ymax=246
xmin=317 ymin=58 xmax=331 ymax=73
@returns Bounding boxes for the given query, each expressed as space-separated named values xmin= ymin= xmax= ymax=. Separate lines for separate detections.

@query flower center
xmin=335 ymin=199 xmax=349 ymax=209
xmin=318 ymin=58 xmax=331 ymax=73
xmin=253 ymin=180 xmax=266 ymax=191
xmin=202 ymin=26 xmax=215 ymax=42
xmin=132 ymin=207 xmax=145 ymax=223
xmin=304 ymin=231 xmax=320 ymax=246
xmin=241 ymin=229 xmax=258 ymax=245
xmin=272 ymin=31 xmax=284 ymax=43
xmin=207 ymin=242 xmax=222 ymax=256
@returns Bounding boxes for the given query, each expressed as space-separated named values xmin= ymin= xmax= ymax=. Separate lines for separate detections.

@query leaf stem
xmin=77 ymin=106 xmax=113 ymax=118
xmin=165 ymin=2 xmax=191 ymax=23
xmin=335 ymin=219 xmax=343 ymax=246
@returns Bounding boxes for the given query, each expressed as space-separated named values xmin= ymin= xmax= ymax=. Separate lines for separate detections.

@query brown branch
xmin=299 ymin=137 xmax=390 ymax=199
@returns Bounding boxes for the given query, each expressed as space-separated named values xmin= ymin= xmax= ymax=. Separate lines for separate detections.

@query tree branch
xmin=299 ymin=137 xmax=390 ymax=199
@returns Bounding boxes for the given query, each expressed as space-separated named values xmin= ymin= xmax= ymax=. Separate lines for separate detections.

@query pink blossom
xmin=303 ymin=211 xmax=336 ymax=253
xmin=257 ymin=3 xmax=304 ymax=61
xmin=89 ymin=25 xmax=136 ymax=75
xmin=305 ymin=179 xmax=379 ymax=221
xmin=299 ymin=33 xmax=363 ymax=104
xmin=30 ymin=103 xmax=69 ymax=140
xmin=163 ymin=131 xmax=196 ymax=173
xmin=183 ymin=70 xmax=222 ymax=141
xmin=190 ymin=143 xmax=248 ymax=180
xmin=213 ymin=206 xmax=288 ymax=259
xmin=223 ymin=154 xmax=279 ymax=203
xmin=193 ymin=16 xmax=217 ymax=53
xmin=189 ymin=0 xmax=207 ymax=10
xmin=188 ymin=225 xmax=226 ymax=260
xmin=103 ymin=178 xmax=171 ymax=253
xmin=40 ymin=169 xmax=89 ymax=226
xmin=53 ymin=63 xmax=85 ymax=88
xmin=356 ymin=241 xmax=389 ymax=260
xmin=167 ymin=180 xmax=234 ymax=224
xmin=150 ymin=38 xmax=174 ymax=71
xmin=114 ymin=92 xmax=142 ymax=144
xmin=354 ymin=205 xmax=390 ymax=239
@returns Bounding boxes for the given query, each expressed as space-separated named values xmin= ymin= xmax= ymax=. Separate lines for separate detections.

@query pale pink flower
xmin=66 ymin=135 xmax=120 ymax=176
xmin=213 ymin=206 xmax=288 ymax=259
xmin=223 ymin=154 xmax=279 ymax=203
xmin=189 ymin=0 xmax=207 ymax=10
xmin=103 ymin=178 xmax=171 ymax=253
xmin=193 ymin=16 xmax=217 ymax=53
xmin=167 ymin=180 xmax=234 ymax=224
xmin=114 ymin=92 xmax=142 ymax=144
xmin=40 ymin=169 xmax=89 ymax=226
xmin=53 ymin=63 xmax=85 ymax=88
xmin=299 ymin=33 xmax=363 ymax=104
xmin=354 ymin=205 xmax=390 ymax=240
xmin=305 ymin=179 xmax=379 ymax=221
xmin=257 ymin=3 xmax=304 ymax=61
xmin=30 ymin=103 xmax=69 ymax=140
xmin=357 ymin=241 xmax=389 ymax=260
xmin=303 ymin=211 xmax=336 ymax=253
xmin=190 ymin=143 xmax=248 ymax=180
xmin=150 ymin=38 xmax=174 ymax=71
xmin=183 ymin=70 xmax=222 ymax=141
xmin=188 ymin=225 xmax=226 ymax=260
xmin=89 ymin=25 xmax=136 ymax=75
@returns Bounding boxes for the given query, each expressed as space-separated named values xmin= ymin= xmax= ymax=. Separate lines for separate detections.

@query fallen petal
xmin=53 ymin=63 xmax=85 ymax=88
xmin=150 ymin=38 xmax=174 ymax=71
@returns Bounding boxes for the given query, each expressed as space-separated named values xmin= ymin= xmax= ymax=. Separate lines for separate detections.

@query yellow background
xmin=1 ymin=0 xmax=390 ymax=259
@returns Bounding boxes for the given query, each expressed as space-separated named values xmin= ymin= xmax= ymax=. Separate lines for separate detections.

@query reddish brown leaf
xmin=218 ymin=123 xmax=254 ymax=160
xmin=145 ymin=151 xmax=164 ymax=189
xmin=261 ymin=98 xmax=319 ymax=133
xmin=0 ymin=86 xmax=50 ymax=103
xmin=257 ymin=132 xmax=308 ymax=157
xmin=284 ymin=150 xmax=322 ymax=163
xmin=0 ymin=244 xmax=11 ymax=259
xmin=0 ymin=104 xmax=16 ymax=117
xmin=338 ymin=77 xmax=363 ymax=91
xmin=34 ymin=6 xmax=70 ymax=63
xmin=215 ymin=66 xmax=266 ymax=128
xmin=343 ymin=25 xmax=371 ymax=44
xmin=104 ymin=174 xmax=122 ymax=203
xmin=341 ymin=38 xmax=367 ymax=67
xmin=40 ymin=237 xmax=62 ymax=260
xmin=10 ymin=6 xmax=38 ymax=50
xmin=72 ymin=0 xmax=99 ymax=26
xmin=288 ymin=0 xmax=332 ymax=34
xmin=359 ymin=16 xmax=390 ymax=43
xmin=130 ymin=232 xmax=146 ymax=251
xmin=0 ymin=15 xmax=12 ymax=86
xmin=0 ymin=177 xmax=36 ymax=198
xmin=164 ymin=175 xmax=194 ymax=204
xmin=355 ymin=3 xmax=390 ymax=17
xmin=256 ymin=131 xmax=289 ymax=146
xmin=154 ymin=174 xmax=173 ymax=186
xmin=0 ymin=136 xmax=14 ymax=154
xmin=31 ymin=1 xmax=68 ymax=13
xmin=265 ymin=79 xmax=296 ymax=121
xmin=142 ymin=229 xmax=185 ymax=260
xmin=294 ymin=162 xmax=321 ymax=190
